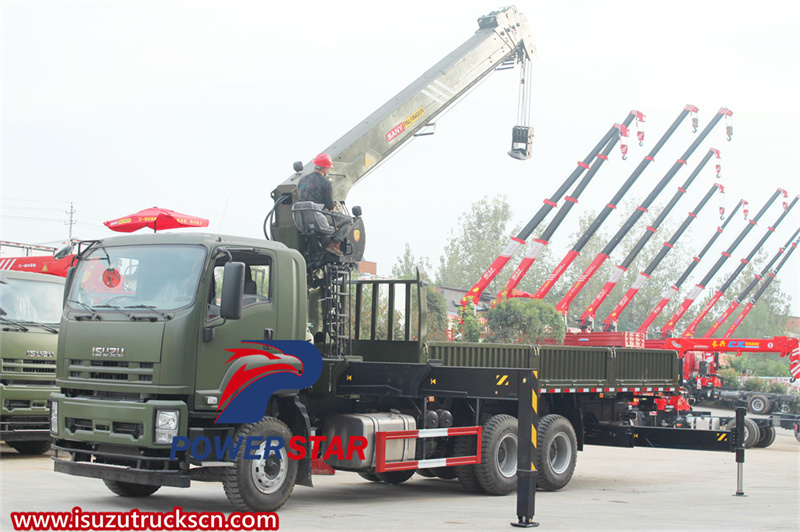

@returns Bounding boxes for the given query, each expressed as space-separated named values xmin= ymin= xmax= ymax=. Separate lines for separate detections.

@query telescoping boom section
xmin=602 ymin=181 xmax=725 ymax=332
xmin=681 ymin=194 xmax=797 ymax=338
xmin=511 ymin=105 xmax=698 ymax=301
xmin=723 ymin=230 xmax=800 ymax=339
xmin=552 ymin=108 xmax=733 ymax=316
xmin=658 ymin=188 xmax=786 ymax=338
xmin=636 ymin=199 xmax=746 ymax=334
xmin=490 ymin=112 xmax=642 ymax=306
xmin=703 ymin=225 xmax=800 ymax=338
xmin=462 ymin=114 xmax=638 ymax=309
xmin=578 ymin=147 xmax=721 ymax=330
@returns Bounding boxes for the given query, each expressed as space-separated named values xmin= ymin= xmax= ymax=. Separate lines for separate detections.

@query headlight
xmin=50 ymin=401 xmax=58 ymax=436
xmin=154 ymin=409 xmax=179 ymax=444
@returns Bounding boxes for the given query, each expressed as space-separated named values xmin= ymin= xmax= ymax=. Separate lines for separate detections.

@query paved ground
xmin=1 ymin=409 xmax=798 ymax=531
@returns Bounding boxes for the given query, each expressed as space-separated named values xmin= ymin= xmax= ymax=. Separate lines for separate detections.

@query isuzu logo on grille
xmin=92 ymin=347 xmax=125 ymax=358
xmin=27 ymin=350 xmax=55 ymax=358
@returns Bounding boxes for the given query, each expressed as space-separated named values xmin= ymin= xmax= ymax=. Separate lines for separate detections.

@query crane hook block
xmin=508 ymin=125 xmax=534 ymax=160
xmin=726 ymin=125 xmax=733 ymax=141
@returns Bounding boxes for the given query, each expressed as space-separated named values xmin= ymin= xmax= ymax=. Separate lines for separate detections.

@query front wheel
xmin=222 ymin=417 xmax=297 ymax=512
xmin=536 ymin=414 xmax=577 ymax=491
xmin=103 ymin=480 xmax=160 ymax=497
xmin=8 ymin=440 xmax=51 ymax=455
xmin=475 ymin=414 xmax=518 ymax=495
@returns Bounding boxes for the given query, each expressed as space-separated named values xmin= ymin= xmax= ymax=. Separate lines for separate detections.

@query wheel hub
xmin=549 ymin=433 xmax=572 ymax=475
xmin=250 ymin=442 xmax=288 ymax=495
xmin=497 ymin=433 xmax=518 ymax=478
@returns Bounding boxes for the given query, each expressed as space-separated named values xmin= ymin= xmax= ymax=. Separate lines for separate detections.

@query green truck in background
xmin=1 ymin=270 xmax=63 ymax=454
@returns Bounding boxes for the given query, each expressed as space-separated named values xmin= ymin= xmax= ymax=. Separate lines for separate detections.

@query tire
xmin=536 ymin=414 xmax=577 ymax=491
xmin=453 ymin=434 xmax=484 ymax=493
xmin=415 ymin=469 xmax=435 ymax=478
xmin=728 ymin=417 xmax=760 ymax=449
xmin=747 ymin=394 xmax=771 ymax=415
xmin=222 ymin=417 xmax=297 ymax=512
xmin=103 ymin=480 xmax=160 ymax=497
xmin=8 ymin=440 xmax=51 ymax=455
xmin=375 ymin=469 xmax=415 ymax=484
xmin=755 ymin=426 xmax=776 ymax=448
xmin=358 ymin=471 xmax=381 ymax=482
xmin=432 ymin=467 xmax=457 ymax=480
xmin=475 ymin=414 xmax=518 ymax=495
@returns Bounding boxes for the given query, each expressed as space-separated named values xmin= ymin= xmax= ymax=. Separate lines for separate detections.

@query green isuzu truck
xmin=49 ymin=232 xmax=690 ymax=513
xmin=1 ymin=270 xmax=63 ymax=454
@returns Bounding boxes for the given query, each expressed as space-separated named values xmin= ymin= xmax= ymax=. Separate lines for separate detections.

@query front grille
xmin=67 ymin=359 xmax=155 ymax=384
xmin=2 ymin=357 xmax=56 ymax=385
xmin=65 ymin=417 xmax=144 ymax=439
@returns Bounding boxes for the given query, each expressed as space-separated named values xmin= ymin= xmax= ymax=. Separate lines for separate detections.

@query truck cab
xmin=51 ymin=233 xmax=307 ymax=490
xmin=1 ymin=270 xmax=63 ymax=454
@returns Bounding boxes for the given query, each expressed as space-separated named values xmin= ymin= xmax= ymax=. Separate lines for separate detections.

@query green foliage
xmin=717 ymin=366 xmax=741 ymax=389
xmin=437 ymin=195 xmax=514 ymax=291
xmin=741 ymin=376 xmax=765 ymax=392
xmin=726 ymin=352 xmax=791 ymax=378
xmin=484 ymin=299 xmax=566 ymax=344
xmin=426 ymin=288 xmax=449 ymax=341
xmin=456 ymin=302 xmax=483 ymax=342
xmin=765 ymin=380 xmax=789 ymax=394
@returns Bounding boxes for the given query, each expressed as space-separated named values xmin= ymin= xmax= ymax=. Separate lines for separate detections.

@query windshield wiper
xmin=123 ymin=305 xmax=173 ymax=321
xmin=95 ymin=304 xmax=135 ymax=320
xmin=24 ymin=323 xmax=59 ymax=334
xmin=68 ymin=299 xmax=100 ymax=321
xmin=0 ymin=315 xmax=29 ymax=332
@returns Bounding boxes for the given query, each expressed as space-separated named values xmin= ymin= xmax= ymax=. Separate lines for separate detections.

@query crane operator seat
xmin=291 ymin=201 xmax=337 ymax=260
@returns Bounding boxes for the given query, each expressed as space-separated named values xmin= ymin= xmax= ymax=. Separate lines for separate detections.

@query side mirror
xmin=293 ymin=161 xmax=304 ymax=173
xmin=352 ymin=205 xmax=362 ymax=217
xmin=220 ymin=262 xmax=245 ymax=320
xmin=54 ymin=244 xmax=74 ymax=260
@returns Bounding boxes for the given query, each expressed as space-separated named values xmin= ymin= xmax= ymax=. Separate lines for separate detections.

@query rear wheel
xmin=375 ymin=470 xmax=415 ymax=484
xmin=222 ymin=417 xmax=297 ymax=512
xmin=755 ymin=426 xmax=776 ymax=448
xmin=747 ymin=394 xmax=771 ymax=415
xmin=103 ymin=480 xmax=160 ymax=497
xmin=728 ymin=417 xmax=760 ymax=449
xmin=453 ymin=434 xmax=483 ymax=493
xmin=475 ymin=414 xmax=518 ymax=495
xmin=8 ymin=440 xmax=51 ymax=455
xmin=358 ymin=472 xmax=381 ymax=482
xmin=536 ymin=414 xmax=577 ymax=491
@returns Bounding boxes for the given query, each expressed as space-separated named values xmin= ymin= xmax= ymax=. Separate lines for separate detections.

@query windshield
xmin=0 ymin=278 xmax=64 ymax=324
xmin=68 ymin=245 xmax=207 ymax=312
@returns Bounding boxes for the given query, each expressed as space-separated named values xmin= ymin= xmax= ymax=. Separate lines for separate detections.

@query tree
xmin=437 ymin=195 xmax=515 ymax=291
xmin=392 ymin=243 xmax=448 ymax=341
xmin=485 ymin=298 xmax=566 ymax=344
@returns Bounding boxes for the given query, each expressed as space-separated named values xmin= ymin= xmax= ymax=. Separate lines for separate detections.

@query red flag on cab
xmin=104 ymin=207 xmax=209 ymax=233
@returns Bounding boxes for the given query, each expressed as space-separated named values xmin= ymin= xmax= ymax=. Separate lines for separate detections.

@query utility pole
xmin=65 ymin=202 xmax=76 ymax=240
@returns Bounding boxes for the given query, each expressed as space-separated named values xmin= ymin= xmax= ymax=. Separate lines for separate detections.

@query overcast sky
xmin=2 ymin=0 xmax=799 ymax=315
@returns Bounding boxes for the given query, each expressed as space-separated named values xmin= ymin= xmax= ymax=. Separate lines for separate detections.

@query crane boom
xmin=636 ymin=199 xmax=745 ymax=334
xmin=528 ymin=105 xmax=698 ymax=300
xmin=270 ymin=7 xmax=536 ymax=251
xmin=578 ymin=147 xmax=721 ymax=329
xmin=723 ymin=229 xmax=800 ymax=339
xmin=601 ymin=181 xmax=724 ymax=331
xmin=553 ymin=108 xmax=733 ymax=315
xmin=461 ymin=119 xmax=625 ymax=308
xmin=704 ymin=225 xmax=800 ymax=337
xmin=490 ymin=112 xmax=640 ymax=305
xmin=658 ymin=188 xmax=786 ymax=338
xmin=682 ymin=195 xmax=798 ymax=337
